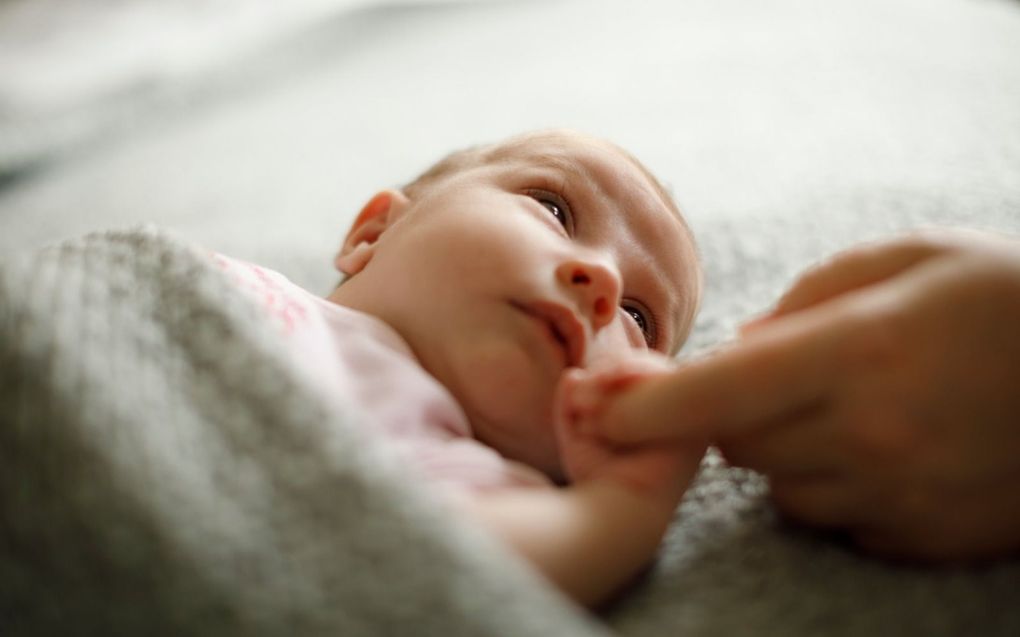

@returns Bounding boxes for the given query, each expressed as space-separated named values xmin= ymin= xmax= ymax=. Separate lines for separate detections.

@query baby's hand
xmin=554 ymin=352 xmax=706 ymax=499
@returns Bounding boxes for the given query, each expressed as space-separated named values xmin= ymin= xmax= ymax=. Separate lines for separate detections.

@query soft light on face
xmin=330 ymin=130 xmax=700 ymax=478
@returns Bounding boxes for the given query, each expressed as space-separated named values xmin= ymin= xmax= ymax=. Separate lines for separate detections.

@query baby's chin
xmin=434 ymin=338 xmax=566 ymax=478
xmin=464 ymin=407 xmax=565 ymax=482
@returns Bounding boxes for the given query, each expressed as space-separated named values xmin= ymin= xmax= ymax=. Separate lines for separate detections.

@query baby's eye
xmin=541 ymin=200 xmax=567 ymax=227
xmin=527 ymin=189 xmax=572 ymax=232
xmin=623 ymin=303 xmax=656 ymax=348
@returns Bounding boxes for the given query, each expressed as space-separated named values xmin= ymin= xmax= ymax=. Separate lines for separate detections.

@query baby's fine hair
xmin=402 ymin=145 xmax=486 ymax=201
xmin=400 ymin=134 xmax=692 ymax=242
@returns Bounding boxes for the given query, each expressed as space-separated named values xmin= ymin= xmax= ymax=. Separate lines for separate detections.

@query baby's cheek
xmin=453 ymin=335 xmax=547 ymax=420
xmin=456 ymin=346 xmax=565 ymax=475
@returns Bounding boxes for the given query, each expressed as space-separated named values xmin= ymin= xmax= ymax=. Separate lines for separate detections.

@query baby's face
xmin=334 ymin=131 xmax=700 ymax=478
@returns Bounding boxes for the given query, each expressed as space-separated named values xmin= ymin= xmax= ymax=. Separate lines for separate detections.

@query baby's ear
xmin=334 ymin=189 xmax=410 ymax=275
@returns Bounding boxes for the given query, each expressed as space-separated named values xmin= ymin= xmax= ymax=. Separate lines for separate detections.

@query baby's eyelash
xmin=623 ymin=300 xmax=659 ymax=349
xmin=525 ymin=188 xmax=575 ymax=235
xmin=645 ymin=309 xmax=661 ymax=350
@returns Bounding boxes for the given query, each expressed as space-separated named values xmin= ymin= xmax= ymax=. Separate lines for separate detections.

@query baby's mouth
xmin=511 ymin=300 xmax=586 ymax=368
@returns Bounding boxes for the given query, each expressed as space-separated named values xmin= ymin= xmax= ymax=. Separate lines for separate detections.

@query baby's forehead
xmin=487 ymin=133 xmax=691 ymax=245
xmin=416 ymin=132 xmax=657 ymax=207
xmin=486 ymin=133 xmax=681 ymax=220
xmin=485 ymin=132 xmax=627 ymax=179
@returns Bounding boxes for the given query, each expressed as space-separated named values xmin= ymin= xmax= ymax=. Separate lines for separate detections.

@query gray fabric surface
xmin=0 ymin=227 xmax=604 ymax=637
xmin=1 ymin=0 xmax=1019 ymax=634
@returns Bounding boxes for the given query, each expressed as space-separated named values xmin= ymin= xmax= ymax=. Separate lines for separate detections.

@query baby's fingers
xmin=555 ymin=353 xmax=675 ymax=431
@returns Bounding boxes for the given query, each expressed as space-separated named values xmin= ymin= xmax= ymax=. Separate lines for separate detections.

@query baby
xmin=214 ymin=129 xmax=705 ymax=607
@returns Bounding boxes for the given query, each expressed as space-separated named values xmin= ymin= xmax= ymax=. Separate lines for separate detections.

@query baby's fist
xmin=556 ymin=352 xmax=675 ymax=439
xmin=554 ymin=353 xmax=702 ymax=497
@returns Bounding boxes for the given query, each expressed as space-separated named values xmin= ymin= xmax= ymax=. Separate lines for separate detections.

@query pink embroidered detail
xmin=213 ymin=254 xmax=309 ymax=334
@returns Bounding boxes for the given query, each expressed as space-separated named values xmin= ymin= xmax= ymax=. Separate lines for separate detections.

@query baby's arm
xmin=464 ymin=355 xmax=707 ymax=608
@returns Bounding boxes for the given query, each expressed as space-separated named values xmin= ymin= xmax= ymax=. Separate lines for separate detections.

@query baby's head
xmin=328 ymin=129 xmax=701 ymax=479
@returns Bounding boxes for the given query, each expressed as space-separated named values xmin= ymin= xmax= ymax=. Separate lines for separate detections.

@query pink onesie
xmin=213 ymin=254 xmax=552 ymax=496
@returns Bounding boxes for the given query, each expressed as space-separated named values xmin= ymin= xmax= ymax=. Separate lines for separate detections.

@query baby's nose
xmin=556 ymin=257 xmax=621 ymax=333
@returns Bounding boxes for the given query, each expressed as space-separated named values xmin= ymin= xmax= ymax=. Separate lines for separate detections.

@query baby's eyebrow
xmin=668 ymin=265 xmax=703 ymax=356
xmin=643 ymin=271 xmax=680 ymax=356
xmin=666 ymin=295 xmax=687 ymax=355
xmin=507 ymin=150 xmax=604 ymax=200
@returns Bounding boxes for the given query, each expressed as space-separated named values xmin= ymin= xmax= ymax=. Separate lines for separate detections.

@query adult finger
xmin=742 ymin=232 xmax=952 ymax=333
xmin=597 ymin=292 xmax=890 ymax=444
xmin=718 ymin=408 xmax=853 ymax=479
xmin=851 ymin=478 xmax=1020 ymax=562
xmin=769 ymin=476 xmax=871 ymax=529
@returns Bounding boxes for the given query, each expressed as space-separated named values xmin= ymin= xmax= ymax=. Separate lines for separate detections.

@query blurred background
xmin=1 ymin=0 xmax=1019 ymax=337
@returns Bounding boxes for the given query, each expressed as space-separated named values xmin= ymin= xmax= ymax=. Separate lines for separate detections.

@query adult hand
xmin=594 ymin=228 xmax=1020 ymax=561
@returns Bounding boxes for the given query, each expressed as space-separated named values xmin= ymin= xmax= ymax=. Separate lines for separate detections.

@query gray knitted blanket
xmin=0 ymin=227 xmax=603 ymax=637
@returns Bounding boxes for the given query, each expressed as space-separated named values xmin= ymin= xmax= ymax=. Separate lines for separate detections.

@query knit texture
xmin=0 ymin=227 xmax=604 ymax=637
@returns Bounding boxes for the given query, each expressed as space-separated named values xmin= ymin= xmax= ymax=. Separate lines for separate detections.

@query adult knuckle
xmin=898 ymin=227 xmax=959 ymax=254
xmin=846 ymin=403 xmax=921 ymax=463
xmin=841 ymin=370 xmax=930 ymax=466
xmin=793 ymin=259 xmax=830 ymax=290
xmin=838 ymin=303 xmax=907 ymax=373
